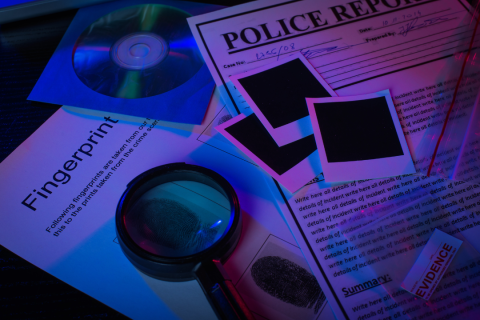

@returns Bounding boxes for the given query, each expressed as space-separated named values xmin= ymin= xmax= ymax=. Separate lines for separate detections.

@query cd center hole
xmin=130 ymin=44 xmax=150 ymax=58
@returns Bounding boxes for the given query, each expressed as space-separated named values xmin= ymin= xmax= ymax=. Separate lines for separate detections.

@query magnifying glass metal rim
xmin=115 ymin=162 xmax=242 ymax=282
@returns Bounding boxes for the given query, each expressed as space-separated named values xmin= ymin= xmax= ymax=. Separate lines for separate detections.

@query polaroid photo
xmin=306 ymin=90 xmax=415 ymax=182
xmin=229 ymin=52 xmax=336 ymax=147
xmin=215 ymin=113 xmax=321 ymax=193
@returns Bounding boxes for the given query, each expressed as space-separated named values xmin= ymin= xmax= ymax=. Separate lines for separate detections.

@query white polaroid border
xmin=215 ymin=113 xmax=322 ymax=193
xmin=230 ymin=52 xmax=337 ymax=147
xmin=307 ymin=90 xmax=415 ymax=182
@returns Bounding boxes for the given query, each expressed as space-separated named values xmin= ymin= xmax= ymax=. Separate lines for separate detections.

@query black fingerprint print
xmin=251 ymin=256 xmax=325 ymax=314
xmin=217 ymin=114 xmax=233 ymax=125
xmin=131 ymin=198 xmax=217 ymax=251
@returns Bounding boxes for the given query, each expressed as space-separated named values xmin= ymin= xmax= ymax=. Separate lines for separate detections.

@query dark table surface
xmin=0 ymin=1 xmax=248 ymax=318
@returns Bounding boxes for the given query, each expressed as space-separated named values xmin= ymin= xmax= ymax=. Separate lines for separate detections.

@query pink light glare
xmin=470 ymin=1 xmax=480 ymax=25
xmin=168 ymin=51 xmax=190 ymax=59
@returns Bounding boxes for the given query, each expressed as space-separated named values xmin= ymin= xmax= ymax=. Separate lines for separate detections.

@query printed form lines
xmin=373 ymin=8 xmax=465 ymax=31
xmin=315 ymin=25 xmax=470 ymax=69
xmin=246 ymin=38 xmax=343 ymax=65
xmin=322 ymin=39 xmax=476 ymax=81
xmin=328 ymin=44 xmax=479 ymax=85
xmin=374 ymin=8 xmax=451 ymax=30
xmin=320 ymin=32 xmax=473 ymax=74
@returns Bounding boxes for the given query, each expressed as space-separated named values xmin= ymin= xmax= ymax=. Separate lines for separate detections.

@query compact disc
xmin=72 ymin=4 xmax=204 ymax=99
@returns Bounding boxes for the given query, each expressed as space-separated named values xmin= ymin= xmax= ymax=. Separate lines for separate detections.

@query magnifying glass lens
xmin=117 ymin=164 xmax=254 ymax=319
xmin=124 ymin=180 xmax=232 ymax=258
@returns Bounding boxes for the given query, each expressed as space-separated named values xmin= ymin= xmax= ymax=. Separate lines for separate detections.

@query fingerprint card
xmin=215 ymin=113 xmax=323 ymax=193
xmin=306 ymin=90 xmax=415 ymax=182
xmin=235 ymin=235 xmax=329 ymax=320
xmin=230 ymin=52 xmax=336 ymax=147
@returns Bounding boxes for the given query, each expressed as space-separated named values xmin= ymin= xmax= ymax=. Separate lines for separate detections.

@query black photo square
xmin=225 ymin=114 xmax=317 ymax=175
xmin=314 ymin=96 xmax=404 ymax=163
xmin=237 ymin=58 xmax=332 ymax=129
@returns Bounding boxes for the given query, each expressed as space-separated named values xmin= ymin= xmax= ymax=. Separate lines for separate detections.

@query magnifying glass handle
xmin=194 ymin=259 xmax=256 ymax=320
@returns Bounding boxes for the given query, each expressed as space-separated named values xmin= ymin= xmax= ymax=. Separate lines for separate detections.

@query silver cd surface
xmin=73 ymin=4 xmax=204 ymax=99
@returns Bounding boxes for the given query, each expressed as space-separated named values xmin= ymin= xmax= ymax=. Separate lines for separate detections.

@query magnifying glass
xmin=115 ymin=163 xmax=255 ymax=320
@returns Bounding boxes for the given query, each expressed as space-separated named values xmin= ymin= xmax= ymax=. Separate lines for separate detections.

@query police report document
xmin=188 ymin=0 xmax=479 ymax=175
xmin=189 ymin=2 xmax=480 ymax=319
xmin=188 ymin=0 xmax=474 ymax=111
